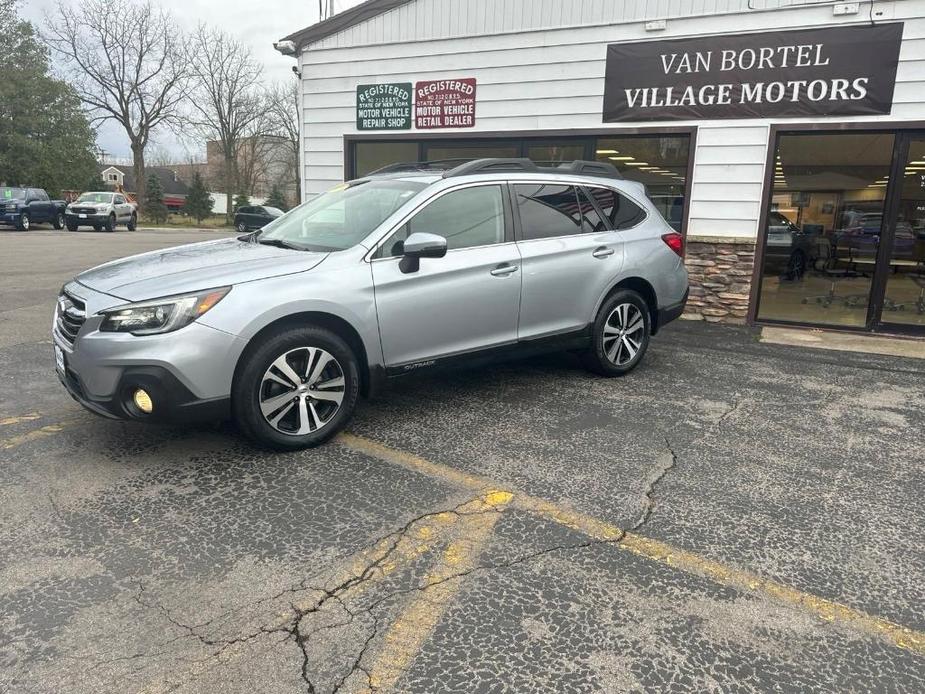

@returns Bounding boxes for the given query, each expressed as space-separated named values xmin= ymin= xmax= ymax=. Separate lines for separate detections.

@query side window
xmin=590 ymin=187 xmax=647 ymax=230
xmin=36 ymin=189 xmax=49 ymax=201
xmin=578 ymin=188 xmax=608 ymax=234
xmin=238 ymin=206 xmax=251 ymax=214
xmin=514 ymin=184 xmax=582 ymax=240
xmin=115 ymin=195 xmax=126 ymax=205
xmin=378 ymin=185 xmax=505 ymax=258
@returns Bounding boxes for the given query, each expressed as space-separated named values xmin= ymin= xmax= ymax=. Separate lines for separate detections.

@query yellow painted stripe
xmin=337 ymin=433 xmax=925 ymax=657
xmin=0 ymin=412 xmax=42 ymax=426
xmin=1 ymin=420 xmax=79 ymax=450
xmin=367 ymin=491 xmax=512 ymax=691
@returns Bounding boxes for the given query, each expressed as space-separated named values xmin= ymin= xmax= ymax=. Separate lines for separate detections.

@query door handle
xmin=490 ymin=263 xmax=519 ymax=277
xmin=593 ymin=246 xmax=615 ymax=259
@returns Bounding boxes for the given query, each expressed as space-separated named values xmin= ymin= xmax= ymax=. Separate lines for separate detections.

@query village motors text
xmin=626 ymin=42 xmax=871 ymax=108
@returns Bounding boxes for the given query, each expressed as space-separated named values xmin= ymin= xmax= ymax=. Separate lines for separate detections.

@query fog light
xmin=133 ymin=389 xmax=153 ymax=414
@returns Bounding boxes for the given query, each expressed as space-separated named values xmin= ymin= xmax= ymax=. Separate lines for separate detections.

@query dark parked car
xmin=0 ymin=187 xmax=67 ymax=230
xmin=234 ymin=205 xmax=284 ymax=232
xmin=764 ymin=210 xmax=818 ymax=278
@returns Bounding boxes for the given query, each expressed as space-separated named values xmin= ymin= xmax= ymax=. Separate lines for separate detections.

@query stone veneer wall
xmin=682 ymin=235 xmax=758 ymax=324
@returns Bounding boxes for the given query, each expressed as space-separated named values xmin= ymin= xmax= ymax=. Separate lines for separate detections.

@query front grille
xmin=71 ymin=207 xmax=99 ymax=215
xmin=56 ymin=290 xmax=86 ymax=344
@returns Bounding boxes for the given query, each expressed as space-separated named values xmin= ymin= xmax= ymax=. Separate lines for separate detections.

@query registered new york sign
xmin=356 ymin=83 xmax=412 ymax=130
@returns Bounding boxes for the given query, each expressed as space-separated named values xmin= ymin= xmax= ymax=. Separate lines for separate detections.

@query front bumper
xmin=1 ymin=212 xmax=21 ymax=226
xmin=53 ymin=283 xmax=246 ymax=422
xmin=57 ymin=362 xmax=230 ymax=422
xmin=65 ymin=213 xmax=108 ymax=225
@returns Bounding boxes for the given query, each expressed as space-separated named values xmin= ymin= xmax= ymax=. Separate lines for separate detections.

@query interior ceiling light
xmin=609 ymin=156 xmax=635 ymax=161
xmin=625 ymin=161 xmax=648 ymax=166
xmin=596 ymin=149 xmax=618 ymax=154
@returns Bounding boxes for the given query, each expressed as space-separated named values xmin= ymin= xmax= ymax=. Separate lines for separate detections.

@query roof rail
xmin=443 ymin=158 xmax=539 ymax=178
xmin=368 ymin=158 xmax=625 ymax=181
xmin=555 ymin=160 xmax=623 ymax=180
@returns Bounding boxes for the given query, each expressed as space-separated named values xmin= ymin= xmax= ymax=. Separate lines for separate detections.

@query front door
xmin=371 ymin=183 xmax=522 ymax=367
xmin=873 ymin=133 xmax=925 ymax=333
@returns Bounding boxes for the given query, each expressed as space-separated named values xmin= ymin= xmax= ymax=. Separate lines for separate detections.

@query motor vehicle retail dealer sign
xmin=602 ymin=23 xmax=903 ymax=122
xmin=415 ymin=78 xmax=477 ymax=129
xmin=356 ymin=83 xmax=412 ymax=130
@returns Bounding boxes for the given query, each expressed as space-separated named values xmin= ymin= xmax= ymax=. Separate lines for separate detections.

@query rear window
xmin=587 ymin=187 xmax=647 ymax=230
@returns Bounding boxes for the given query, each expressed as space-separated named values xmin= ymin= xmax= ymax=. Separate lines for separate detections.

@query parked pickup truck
xmin=0 ymin=187 xmax=67 ymax=230
xmin=65 ymin=191 xmax=137 ymax=232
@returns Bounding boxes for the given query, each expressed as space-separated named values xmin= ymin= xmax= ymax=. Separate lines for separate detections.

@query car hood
xmin=77 ymin=236 xmax=328 ymax=301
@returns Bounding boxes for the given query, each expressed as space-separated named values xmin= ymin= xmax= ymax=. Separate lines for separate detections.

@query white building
xmin=278 ymin=0 xmax=925 ymax=335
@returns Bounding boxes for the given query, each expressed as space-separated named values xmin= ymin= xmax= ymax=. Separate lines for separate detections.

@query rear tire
xmin=127 ymin=213 xmax=137 ymax=231
xmin=16 ymin=212 xmax=29 ymax=231
xmin=105 ymin=213 xmax=116 ymax=232
xmin=53 ymin=212 xmax=65 ymax=230
xmin=581 ymin=289 xmax=651 ymax=377
xmin=232 ymin=326 xmax=360 ymax=450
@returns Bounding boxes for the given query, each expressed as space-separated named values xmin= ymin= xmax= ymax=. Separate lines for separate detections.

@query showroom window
xmin=756 ymin=132 xmax=895 ymax=328
xmin=349 ymin=131 xmax=692 ymax=232
xmin=594 ymin=135 xmax=689 ymax=231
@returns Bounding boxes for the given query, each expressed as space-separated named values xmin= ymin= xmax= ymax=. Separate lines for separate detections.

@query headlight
xmin=99 ymin=287 xmax=230 ymax=335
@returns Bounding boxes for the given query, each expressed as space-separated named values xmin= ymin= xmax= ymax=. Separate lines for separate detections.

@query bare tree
xmin=45 ymin=0 xmax=188 ymax=212
xmin=186 ymin=24 xmax=265 ymax=222
xmin=266 ymin=81 xmax=301 ymax=204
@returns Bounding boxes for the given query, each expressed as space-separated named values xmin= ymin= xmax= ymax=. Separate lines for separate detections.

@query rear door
xmin=514 ymin=182 xmax=626 ymax=339
xmin=371 ymin=183 xmax=522 ymax=367
xmin=114 ymin=194 xmax=130 ymax=221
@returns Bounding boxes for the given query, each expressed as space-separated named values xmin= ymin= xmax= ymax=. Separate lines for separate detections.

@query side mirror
xmin=399 ymin=232 xmax=447 ymax=274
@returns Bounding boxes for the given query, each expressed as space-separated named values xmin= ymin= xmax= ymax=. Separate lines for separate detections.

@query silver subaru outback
xmin=53 ymin=159 xmax=689 ymax=449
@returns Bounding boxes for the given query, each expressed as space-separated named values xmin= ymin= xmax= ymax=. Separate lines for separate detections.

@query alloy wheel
xmin=258 ymin=347 xmax=346 ymax=435
xmin=603 ymin=303 xmax=645 ymax=366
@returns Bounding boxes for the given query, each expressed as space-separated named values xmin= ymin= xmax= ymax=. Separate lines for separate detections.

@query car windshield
xmin=77 ymin=193 xmax=114 ymax=203
xmin=1 ymin=187 xmax=25 ymax=200
xmin=255 ymin=179 xmax=427 ymax=252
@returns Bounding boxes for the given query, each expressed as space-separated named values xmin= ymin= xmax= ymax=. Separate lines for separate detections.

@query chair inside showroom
xmin=802 ymin=237 xmax=853 ymax=308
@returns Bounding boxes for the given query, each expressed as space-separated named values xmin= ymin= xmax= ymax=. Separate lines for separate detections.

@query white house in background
xmin=276 ymin=0 xmax=925 ymax=336
xmin=100 ymin=166 xmax=124 ymax=188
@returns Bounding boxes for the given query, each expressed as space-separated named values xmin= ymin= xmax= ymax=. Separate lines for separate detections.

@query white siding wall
xmin=299 ymin=0 xmax=925 ymax=240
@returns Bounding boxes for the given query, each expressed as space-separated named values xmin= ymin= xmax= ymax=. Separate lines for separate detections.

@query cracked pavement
xmin=1 ymin=230 xmax=923 ymax=693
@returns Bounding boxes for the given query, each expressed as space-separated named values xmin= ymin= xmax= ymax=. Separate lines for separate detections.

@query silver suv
xmin=53 ymin=159 xmax=689 ymax=449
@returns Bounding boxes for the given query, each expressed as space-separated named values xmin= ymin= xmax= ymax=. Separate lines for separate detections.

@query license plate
xmin=54 ymin=344 xmax=65 ymax=374
xmin=78 ymin=214 xmax=87 ymax=219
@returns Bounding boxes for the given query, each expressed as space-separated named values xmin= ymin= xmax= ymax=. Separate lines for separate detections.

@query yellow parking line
xmin=366 ymin=491 xmax=513 ymax=692
xmin=0 ymin=412 xmax=42 ymax=426
xmin=1 ymin=420 xmax=79 ymax=450
xmin=337 ymin=433 xmax=925 ymax=657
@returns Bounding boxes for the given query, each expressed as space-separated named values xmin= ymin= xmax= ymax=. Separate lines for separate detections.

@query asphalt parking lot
xmin=1 ymin=228 xmax=923 ymax=693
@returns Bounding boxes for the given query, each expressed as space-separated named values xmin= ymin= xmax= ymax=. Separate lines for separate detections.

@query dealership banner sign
xmin=415 ymin=78 xmax=477 ymax=129
xmin=603 ymin=23 xmax=903 ymax=122
xmin=356 ymin=83 xmax=412 ymax=130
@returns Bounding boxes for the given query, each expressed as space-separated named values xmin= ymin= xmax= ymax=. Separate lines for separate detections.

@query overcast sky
xmin=21 ymin=0 xmax=359 ymax=160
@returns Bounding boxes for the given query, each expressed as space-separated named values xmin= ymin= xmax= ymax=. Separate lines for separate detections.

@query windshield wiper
xmin=256 ymin=238 xmax=306 ymax=251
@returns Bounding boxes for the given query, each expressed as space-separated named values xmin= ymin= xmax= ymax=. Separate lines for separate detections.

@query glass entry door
xmin=874 ymin=134 xmax=925 ymax=332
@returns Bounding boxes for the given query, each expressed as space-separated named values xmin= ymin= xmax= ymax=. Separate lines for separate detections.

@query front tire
xmin=53 ymin=212 xmax=65 ymax=230
xmin=236 ymin=221 xmax=247 ymax=233
xmin=232 ymin=326 xmax=360 ymax=450
xmin=581 ymin=289 xmax=651 ymax=377
xmin=105 ymin=213 xmax=116 ymax=232
xmin=127 ymin=213 xmax=137 ymax=231
xmin=16 ymin=213 xmax=29 ymax=231
xmin=66 ymin=221 xmax=78 ymax=231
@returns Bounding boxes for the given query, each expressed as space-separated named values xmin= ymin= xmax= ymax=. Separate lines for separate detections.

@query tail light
xmin=661 ymin=232 xmax=684 ymax=257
